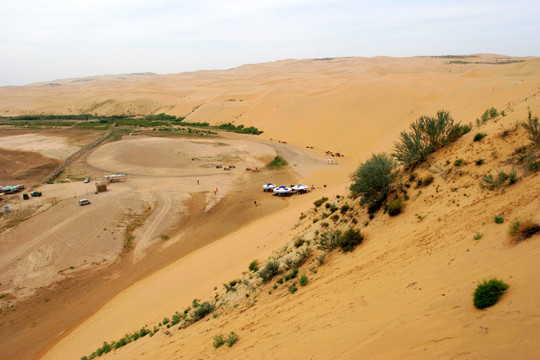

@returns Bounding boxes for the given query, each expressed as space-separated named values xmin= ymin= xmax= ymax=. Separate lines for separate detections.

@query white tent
xmin=263 ymin=183 xmax=277 ymax=191
xmin=273 ymin=185 xmax=293 ymax=195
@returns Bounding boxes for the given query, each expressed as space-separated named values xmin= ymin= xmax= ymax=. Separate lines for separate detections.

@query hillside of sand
xmin=0 ymin=55 xmax=539 ymax=360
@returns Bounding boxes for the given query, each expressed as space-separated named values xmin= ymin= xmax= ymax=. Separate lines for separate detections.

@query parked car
xmin=22 ymin=193 xmax=29 ymax=200
xmin=30 ymin=191 xmax=42 ymax=197
xmin=84 ymin=178 xmax=90 ymax=183
xmin=79 ymin=199 xmax=91 ymax=206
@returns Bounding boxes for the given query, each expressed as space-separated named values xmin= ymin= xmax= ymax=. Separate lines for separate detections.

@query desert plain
xmin=0 ymin=55 xmax=539 ymax=360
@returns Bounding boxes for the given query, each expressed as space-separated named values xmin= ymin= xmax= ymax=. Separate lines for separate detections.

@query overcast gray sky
xmin=0 ymin=0 xmax=539 ymax=86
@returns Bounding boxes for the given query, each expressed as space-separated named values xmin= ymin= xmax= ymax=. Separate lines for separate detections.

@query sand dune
xmin=0 ymin=55 xmax=539 ymax=360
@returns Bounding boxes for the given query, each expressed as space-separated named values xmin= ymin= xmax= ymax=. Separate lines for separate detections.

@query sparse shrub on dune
xmin=509 ymin=219 xmax=540 ymax=242
xmin=317 ymin=230 xmax=342 ymax=251
xmin=480 ymin=168 xmax=517 ymax=190
xmin=226 ymin=331 xmax=239 ymax=347
xmin=387 ymin=198 xmax=404 ymax=217
xmin=392 ymin=110 xmax=464 ymax=169
xmin=473 ymin=278 xmax=509 ymax=309
xmin=299 ymin=274 xmax=308 ymax=286
xmin=259 ymin=260 xmax=280 ymax=282
xmin=350 ymin=153 xmax=397 ymax=211
xmin=339 ymin=228 xmax=364 ymax=252
xmin=522 ymin=109 xmax=540 ymax=145
xmin=191 ymin=301 xmax=215 ymax=321
xmin=473 ymin=132 xmax=487 ymax=142
xmin=313 ymin=197 xmax=328 ymax=207
xmin=248 ymin=259 xmax=259 ymax=272
xmin=213 ymin=334 xmax=225 ymax=348
xmin=494 ymin=215 xmax=504 ymax=224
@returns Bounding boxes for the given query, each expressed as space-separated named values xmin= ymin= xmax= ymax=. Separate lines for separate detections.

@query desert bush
xmin=475 ymin=159 xmax=484 ymax=165
xmin=422 ymin=174 xmax=434 ymax=186
xmin=340 ymin=204 xmax=350 ymax=214
xmin=318 ymin=230 xmax=342 ymax=251
xmin=479 ymin=107 xmax=499 ymax=124
xmin=292 ymin=248 xmax=311 ymax=268
xmin=289 ymin=284 xmax=298 ymax=294
xmin=473 ymin=278 xmax=509 ymax=309
xmin=226 ymin=332 xmax=239 ymax=347
xmin=350 ymin=153 xmax=397 ymax=210
xmin=392 ymin=110 xmax=464 ymax=168
xmin=523 ymin=152 xmax=540 ymax=173
xmin=248 ymin=259 xmax=259 ymax=272
xmin=294 ymin=238 xmax=305 ymax=248
xmin=313 ymin=197 xmax=328 ymax=207
xmin=387 ymin=198 xmax=404 ymax=216
xmin=339 ymin=228 xmax=364 ymax=252
xmin=494 ymin=215 xmax=504 ymax=224
xmin=331 ymin=214 xmax=340 ymax=222
xmin=213 ymin=334 xmax=225 ymax=348
xmin=522 ymin=109 xmax=540 ymax=145
xmin=480 ymin=168 xmax=517 ymax=190
xmin=259 ymin=260 xmax=280 ymax=282
xmin=509 ymin=219 xmax=540 ymax=242
xmin=454 ymin=158 xmax=464 ymax=166
xmin=191 ymin=301 xmax=215 ymax=321
xmin=473 ymin=232 xmax=483 ymax=240
xmin=284 ymin=269 xmax=299 ymax=281
xmin=316 ymin=253 xmax=326 ymax=265
xmin=299 ymin=275 xmax=308 ymax=286
xmin=473 ymin=132 xmax=487 ymax=142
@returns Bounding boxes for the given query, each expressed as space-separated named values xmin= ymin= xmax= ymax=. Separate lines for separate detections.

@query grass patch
xmin=473 ymin=278 xmax=509 ymax=309
xmin=267 ymin=155 xmax=288 ymax=169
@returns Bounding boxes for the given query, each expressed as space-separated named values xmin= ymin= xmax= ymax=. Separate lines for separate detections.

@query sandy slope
xmin=0 ymin=55 xmax=539 ymax=359
xmin=45 ymin=100 xmax=540 ymax=360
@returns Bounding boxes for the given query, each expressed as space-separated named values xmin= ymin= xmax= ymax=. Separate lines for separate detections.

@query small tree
xmin=350 ymin=153 xmax=397 ymax=211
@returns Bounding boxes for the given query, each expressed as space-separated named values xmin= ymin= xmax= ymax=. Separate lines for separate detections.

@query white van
xmin=79 ymin=199 xmax=91 ymax=206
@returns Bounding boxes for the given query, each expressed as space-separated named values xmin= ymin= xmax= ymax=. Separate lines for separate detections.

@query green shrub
xmin=473 ymin=278 xmax=509 ymax=309
xmin=392 ymin=110 xmax=463 ymax=169
xmin=339 ymin=228 xmax=364 ymax=252
xmin=473 ymin=232 xmax=483 ymax=240
xmin=318 ymin=230 xmax=342 ymax=251
xmin=350 ymin=153 xmax=397 ymax=209
xmin=387 ymin=198 xmax=404 ymax=217
xmin=422 ymin=174 xmax=434 ymax=186
xmin=473 ymin=132 xmax=487 ymax=142
xmin=259 ymin=261 xmax=280 ymax=282
xmin=475 ymin=159 xmax=485 ymax=166
xmin=289 ymin=284 xmax=298 ymax=294
xmin=509 ymin=219 xmax=540 ymax=241
xmin=226 ymin=332 xmax=239 ymax=347
xmin=213 ymin=334 xmax=225 ymax=348
xmin=480 ymin=107 xmax=499 ymax=123
xmin=248 ymin=259 xmax=259 ymax=272
xmin=481 ymin=168 xmax=517 ymax=190
xmin=299 ymin=275 xmax=308 ymax=286
xmin=494 ymin=215 xmax=504 ymax=224
xmin=454 ymin=158 xmax=464 ymax=166
xmin=522 ymin=109 xmax=540 ymax=145
xmin=313 ymin=197 xmax=328 ymax=207
xmin=340 ymin=204 xmax=350 ymax=214
xmin=294 ymin=238 xmax=305 ymax=248
xmin=267 ymin=155 xmax=288 ymax=169
xmin=191 ymin=302 xmax=215 ymax=321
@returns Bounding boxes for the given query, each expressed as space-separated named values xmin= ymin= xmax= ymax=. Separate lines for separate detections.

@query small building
xmin=96 ymin=181 xmax=107 ymax=192
xmin=102 ymin=174 xmax=127 ymax=183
